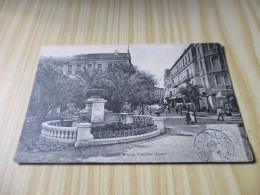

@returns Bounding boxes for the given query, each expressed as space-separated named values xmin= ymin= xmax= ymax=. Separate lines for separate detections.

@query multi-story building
xmin=165 ymin=43 xmax=235 ymax=111
xmin=62 ymin=50 xmax=132 ymax=75
xmin=164 ymin=69 xmax=171 ymax=101
xmin=39 ymin=50 xmax=132 ymax=75
xmin=154 ymin=87 xmax=164 ymax=102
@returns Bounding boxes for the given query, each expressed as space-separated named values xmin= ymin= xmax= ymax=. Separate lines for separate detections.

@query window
xmin=208 ymin=44 xmax=213 ymax=50
xmin=224 ymin=73 xmax=231 ymax=85
xmin=197 ymin=46 xmax=201 ymax=55
xmin=88 ymin=64 xmax=92 ymax=69
xmin=77 ymin=65 xmax=81 ymax=71
xmin=108 ymin=64 xmax=112 ymax=69
xmin=98 ymin=64 xmax=102 ymax=70
xmin=188 ymin=53 xmax=190 ymax=62
xmin=215 ymin=74 xmax=222 ymax=85
xmin=212 ymin=56 xmax=219 ymax=68
xmin=68 ymin=65 xmax=72 ymax=73
xmin=186 ymin=69 xmax=189 ymax=78
xmin=200 ymin=61 xmax=204 ymax=74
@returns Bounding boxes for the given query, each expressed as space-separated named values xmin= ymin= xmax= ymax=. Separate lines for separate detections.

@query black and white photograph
xmin=14 ymin=43 xmax=254 ymax=163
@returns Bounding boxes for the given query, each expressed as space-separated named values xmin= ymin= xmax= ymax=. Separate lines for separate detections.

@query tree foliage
xmin=179 ymin=82 xmax=201 ymax=109
xmin=102 ymin=63 xmax=157 ymax=112
xmin=27 ymin=63 xmax=78 ymax=120
xmin=75 ymin=66 xmax=105 ymax=92
xmin=27 ymin=60 xmax=158 ymax=120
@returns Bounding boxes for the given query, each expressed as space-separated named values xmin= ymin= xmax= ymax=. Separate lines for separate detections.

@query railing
xmin=210 ymin=85 xmax=233 ymax=90
xmin=171 ymin=74 xmax=194 ymax=88
xmin=171 ymin=63 xmax=194 ymax=78
xmin=41 ymin=120 xmax=77 ymax=143
xmin=90 ymin=123 xmax=157 ymax=139
xmin=132 ymin=115 xmax=154 ymax=124
xmin=181 ymin=73 xmax=194 ymax=82
xmin=104 ymin=113 xmax=120 ymax=123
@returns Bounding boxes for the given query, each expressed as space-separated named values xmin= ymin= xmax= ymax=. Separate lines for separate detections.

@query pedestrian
xmin=168 ymin=105 xmax=171 ymax=114
xmin=191 ymin=107 xmax=197 ymax=123
xmin=175 ymin=106 xmax=179 ymax=114
xmin=189 ymin=110 xmax=195 ymax=124
xmin=186 ymin=109 xmax=191 ymax=124
xmin=179 ymin=106 xmax=183 ymax=116
xmin=165 ymin=106 xmax=168 ymax=115
xmin=142 ymin=105 xmax=145 ymax=115
xmin=137 ymin=106 xmax=142 ymax=115
xmin=217 ymin=107 xmax=224 ymax=121
xmin=149 ymin=106 xmax=153 ymax=116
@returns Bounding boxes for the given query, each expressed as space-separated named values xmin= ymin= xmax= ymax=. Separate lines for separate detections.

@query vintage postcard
xmin=14 ymin=43 xmax=254 ymax=163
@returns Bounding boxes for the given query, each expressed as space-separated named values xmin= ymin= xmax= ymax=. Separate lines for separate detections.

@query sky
xmin=40 ymin=44 xmax=189 ymax=87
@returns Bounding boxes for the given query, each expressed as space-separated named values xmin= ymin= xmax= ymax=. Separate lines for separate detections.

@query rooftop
xmin=73 ymin=52 xmax=131 ymax=60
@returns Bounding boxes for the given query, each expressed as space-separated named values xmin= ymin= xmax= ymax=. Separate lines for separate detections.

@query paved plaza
xmin=15 ymin=112 xmax=247 ymax=163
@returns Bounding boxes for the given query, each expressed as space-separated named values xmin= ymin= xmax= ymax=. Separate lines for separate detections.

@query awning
xmin=216 ymin=91 xmax=227 ymax=99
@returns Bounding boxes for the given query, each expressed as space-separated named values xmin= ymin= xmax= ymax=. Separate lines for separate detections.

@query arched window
xmin=88 ymin=64 xmax=92 ymax=69
xmin=98 ymin=64 xmax=102 ymax=70
xmin=77 ymin=65 xmax=81 ymax=71
xmin=68 ymin=65 xmax=72 ymax=73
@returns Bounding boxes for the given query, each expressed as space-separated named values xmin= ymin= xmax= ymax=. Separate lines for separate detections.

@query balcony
xmin=170 ymin=73 xmax=195 ymax=90
xmin=210 ymin=85 xmax=233 ymax=91
xmin=171 ymin=62 xmax=194 ymax=78
xmin=200 ymin=67 xmax=228 ymax=75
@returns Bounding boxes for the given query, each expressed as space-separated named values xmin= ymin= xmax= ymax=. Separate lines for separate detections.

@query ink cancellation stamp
xmin=195 ymin=129 xmax=234 ymax=162
xmin=14 ymin=43 xmax=254 ymax=163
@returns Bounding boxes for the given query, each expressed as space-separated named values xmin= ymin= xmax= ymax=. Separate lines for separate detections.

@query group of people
xmin=136 ymin=105 xmax=157 ymax=116
xmin=164 ymin=105 xmax=171 ymax=114
xmin=129 ymin=101 xmax=228 ymax=124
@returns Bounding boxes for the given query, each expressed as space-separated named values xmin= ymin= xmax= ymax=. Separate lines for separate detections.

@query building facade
xmin=154 ymin=87 xmax=164 ymax=102
xmin=39 ymin=50 xmax=132 ymax=75
xmin=164 ymin=69 xmax=171 ymax=101
xmin=165 ymin=43 xmax=235 ymax=111
xmin=62 ymin=50 xmax=132 ymax=75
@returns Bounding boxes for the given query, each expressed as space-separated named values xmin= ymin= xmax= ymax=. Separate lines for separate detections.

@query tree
xmin=179 ymin=82 xmax=201 ymax=110
xmin=74 ymin=66 xmax=105 ymax=92
xmin=102 ymin=63 xmax=157 ymax=112
xmin=27 ymin=63 xmax=76 ymax=121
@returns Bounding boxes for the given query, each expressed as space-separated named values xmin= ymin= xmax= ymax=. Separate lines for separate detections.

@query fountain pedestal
xmin=153 ymin=117 xmax=166 ymax=133
xmin=85 ymin=98 xmax=107 ymax=123
xmin=75 ymin=123 xmax=92 ymax=147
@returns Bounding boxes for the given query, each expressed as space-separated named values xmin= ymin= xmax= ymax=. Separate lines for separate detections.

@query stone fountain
xmin=79 ymin=89 xmax=107 ymax=124
xmin=40 ymin=88 xmax=164 ymax=147
xmin=75 ymin=89 xmax=107 ymax=147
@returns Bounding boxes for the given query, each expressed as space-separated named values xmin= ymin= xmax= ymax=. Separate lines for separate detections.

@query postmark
xmin=194 ymin=129 xmax=234 ymax=162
